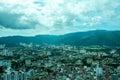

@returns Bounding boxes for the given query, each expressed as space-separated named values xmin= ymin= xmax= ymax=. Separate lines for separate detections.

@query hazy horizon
xmin=0 ymin=29 xmax=120 ymax=37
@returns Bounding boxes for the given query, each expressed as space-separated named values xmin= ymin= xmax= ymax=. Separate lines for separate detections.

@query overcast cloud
xmin=0 ymin=0 xmax=120 ymax=36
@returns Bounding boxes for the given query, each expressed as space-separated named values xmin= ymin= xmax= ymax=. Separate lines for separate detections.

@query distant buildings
xmin=0 ymin=44 xmax=5 ymax=49
xmin=0 ymin=45 xmax=120 ymax=80
xmin=0 ymin=49 xmax=13 ymax=57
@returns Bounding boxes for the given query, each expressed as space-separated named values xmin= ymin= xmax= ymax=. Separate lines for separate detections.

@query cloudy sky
xmin=0 ymin=0 xmax=120 ymax=37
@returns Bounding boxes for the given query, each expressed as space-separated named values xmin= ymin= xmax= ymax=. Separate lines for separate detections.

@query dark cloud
xmin=0 ymin=11 xmax=38 ymax=29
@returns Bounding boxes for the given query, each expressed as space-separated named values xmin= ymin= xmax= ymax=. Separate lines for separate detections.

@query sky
xmin=0 ymin=0 xmax=120 ymax=37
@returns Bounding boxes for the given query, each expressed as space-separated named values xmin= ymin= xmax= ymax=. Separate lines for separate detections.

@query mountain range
xmin=0 ymin=30 xmax=120 ymax=47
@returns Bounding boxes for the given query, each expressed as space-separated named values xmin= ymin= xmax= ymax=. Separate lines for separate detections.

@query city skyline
xmin=0 ymin=0 xmax=120 ymax=37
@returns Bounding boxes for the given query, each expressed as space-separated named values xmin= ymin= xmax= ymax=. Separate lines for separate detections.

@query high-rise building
xmin=19 ymin=71 xmax=27 ymax=80
xmin=3 ymin=67 xmax=11 ymax=80
xmin=3 ymin=67 xmax=27 ymax=80
xmin=95 ymin=63 xmax=103 ymax=79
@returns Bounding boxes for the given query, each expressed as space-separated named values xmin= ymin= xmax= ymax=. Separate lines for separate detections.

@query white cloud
xmin=0 ymin=0 xmax=120 ymax=36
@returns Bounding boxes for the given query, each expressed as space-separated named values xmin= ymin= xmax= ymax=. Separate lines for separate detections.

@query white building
xmin=0 ymin=49 xmax=13 ymax=57
xmin=95 ymin=63 xmax=103 ymax=78
xmin=0 ymin=44 xmax=5 ymax=49
xmin=3 ymin=67 xmax=27 ymax=80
